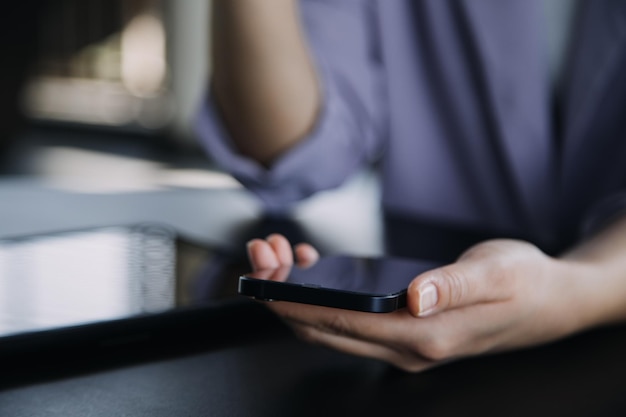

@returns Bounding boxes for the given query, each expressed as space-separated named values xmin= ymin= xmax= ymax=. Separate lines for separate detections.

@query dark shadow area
xmin=0 ymin=2 xmax=48 ymax=170
xmin=1 ymin=299 xmax=290 ymax=391
xmin=383 ymin=210 xmax=571 ymax=264
xmin=255 ymin=323 xmax=626 ymax=417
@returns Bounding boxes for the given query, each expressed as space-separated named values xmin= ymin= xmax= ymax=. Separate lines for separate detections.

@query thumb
xmin=406 ymin=262 xmax=511 ymax=317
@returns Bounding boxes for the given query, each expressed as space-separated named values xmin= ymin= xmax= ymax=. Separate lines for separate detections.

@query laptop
xmin=0 ymin=223 xmax=260 ymax=380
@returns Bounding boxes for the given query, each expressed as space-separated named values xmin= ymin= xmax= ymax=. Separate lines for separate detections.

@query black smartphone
xmin=239 ymin=256 xmax=442 ymax=313
xmin=0 ymin=223 xmax=246 ymax=366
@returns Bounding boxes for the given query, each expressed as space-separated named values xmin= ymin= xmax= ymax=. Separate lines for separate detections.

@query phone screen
xmin=0 ymin=224 xmax=235 ymax=341
xmin=239 ymin=256 xmax=441 ymax=312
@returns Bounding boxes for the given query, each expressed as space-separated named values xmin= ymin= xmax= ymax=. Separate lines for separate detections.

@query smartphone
xmin=0 ymin=223 xmax=246 ymax=365
xmin=239 ymin=256 xmax=442 ymax=313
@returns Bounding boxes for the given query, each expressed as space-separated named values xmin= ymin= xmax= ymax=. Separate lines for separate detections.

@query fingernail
xmin=418 ymin=283 xmax=438 ymax=316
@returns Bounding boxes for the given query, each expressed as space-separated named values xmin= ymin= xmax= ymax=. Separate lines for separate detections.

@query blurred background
xmin=0 ymin=0 xmax=231 ymax=191
xmin=23 ymin=0 xmax=207 ymax=140
xmin=0 ymin=1 xmax=381 ymax=254
xmin=0 ymin=0 xmax=380 ymax=252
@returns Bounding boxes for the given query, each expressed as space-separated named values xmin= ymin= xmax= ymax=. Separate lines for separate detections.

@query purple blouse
xmin=196 ymin=0 xmax=626 ymax=250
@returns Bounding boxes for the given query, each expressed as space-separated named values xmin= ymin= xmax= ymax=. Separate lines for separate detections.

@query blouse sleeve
xmin=194 ymin=0 xmax=386 ymax=213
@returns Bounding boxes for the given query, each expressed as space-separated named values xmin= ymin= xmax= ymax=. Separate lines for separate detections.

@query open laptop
xmin=0 ymin=223 xmax=260 ymax=379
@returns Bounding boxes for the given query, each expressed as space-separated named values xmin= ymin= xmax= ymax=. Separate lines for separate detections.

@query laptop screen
xmin=0 ymin=224 xmax=236 ymax=339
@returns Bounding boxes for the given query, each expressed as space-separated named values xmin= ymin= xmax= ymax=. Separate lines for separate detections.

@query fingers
xmin=247 ymin=238 xmax=281 ymax=270
xmin=407 ymin=263 xmax=509 ymax=318
xmin=247 ymin=233 xmax=296 ymax=271
xmin=268 ymin=301 xmax=444 ymax=371
xmin=290 ymin=322 xmax=435 ymax=373
xmin=406 ymin=240 xmax=545 ymax=317
xmin=250 ymin=238 xmax=558 ymax=371
xmin=294 ymin=243 xmax=319 ymax=267
xmin=268 ymin=297 xmax=506 ymax=366
xmin=270 ymin=301 xmax=415 ymax=347
xmin=267 ymin=265 xmax=293 ymax=282
xmin=267 ymin=234 xmax=293 ymax=265
xmin=247 ymin=234 xmax=319 ymax=272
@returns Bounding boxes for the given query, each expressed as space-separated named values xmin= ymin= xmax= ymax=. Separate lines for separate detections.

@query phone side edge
xmin=238 ymin=276 xmax=405 ymax=313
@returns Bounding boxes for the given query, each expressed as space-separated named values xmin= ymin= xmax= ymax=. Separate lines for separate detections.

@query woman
xmin=196 ymin=0 xmax=626 ymax=371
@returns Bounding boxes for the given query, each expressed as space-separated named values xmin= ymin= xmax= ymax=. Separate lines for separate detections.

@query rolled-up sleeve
xmin=195 ymin=0 xmax=386 ymax=213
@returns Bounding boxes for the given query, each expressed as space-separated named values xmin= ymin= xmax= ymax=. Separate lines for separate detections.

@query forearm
xmin=211 ymin=0 xmax=320 ymax=166
xmin=559 ymin=213 xmax=626 ymax=328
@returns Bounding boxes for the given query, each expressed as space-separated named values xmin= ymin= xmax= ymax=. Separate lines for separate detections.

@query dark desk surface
xmin=3 ymin=302 xmax=626 ymax=417
xmin=2 ymin=178 xmax=626 ymax=416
